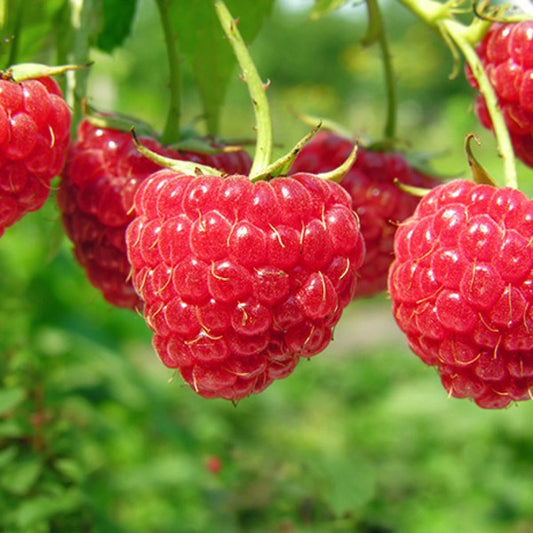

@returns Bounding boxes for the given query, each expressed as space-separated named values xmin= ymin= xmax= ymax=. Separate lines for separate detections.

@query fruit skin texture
xmin=57 ymin=119 xmax=252 ymax=309
xmin=388 ymin=179 xmax=533 ymax=409
xmin=290 ymin=131 xmax=439 ymax=297
xmin=0 ymin=76 xmax=71 ymax=237
xmin=466 ymin=21 xmax=533 ymax=168
xmin=126 ymin=170 xmax=365 ymax=401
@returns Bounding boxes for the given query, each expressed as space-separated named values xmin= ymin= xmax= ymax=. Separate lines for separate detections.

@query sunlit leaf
xmin=310 ymin=0 xmax=349 ymax=20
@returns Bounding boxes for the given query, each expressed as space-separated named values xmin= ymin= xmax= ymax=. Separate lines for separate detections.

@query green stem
xmin=65 ymin=0 xmax=92 ymax=136
xmin=0 ymin=0 xmax=6 ymax=28
xmin=5 ymin=0 xmax=23 ymax=69
xmin=396 ymin=0 xmax=518 ymax=188
xmin=442 ymin=18 xmax=517 ymax=188
xmin=396 ymin=0 xmax=449 ymax=24
xmin=214 ymin=0 xmax=273 ymax=177
xmin=155 ymin=0 xmax=181 ymax=144
xmin=366 ymin=0 xmax=397 ymax=139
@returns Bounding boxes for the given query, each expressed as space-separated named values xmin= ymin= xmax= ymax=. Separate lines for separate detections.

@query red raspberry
xmin=57 ymin=119 xmax=252 ymax=309
xmin=125 ymin=170 xmax=365 ymax=400
xmin=466 ymin=21 xmax=533 ymax=168
xmin=388 ymin=179 xmax=533 ymax=409
xmin=0 ymin=76 xmax=70 ymax=237
xmin=290 ymin=131 xmax=439 ymax=297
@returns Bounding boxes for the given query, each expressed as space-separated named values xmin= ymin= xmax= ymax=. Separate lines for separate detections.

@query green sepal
xmin=393 ymin=178 xmax=432 ymax=197
xmin=316 ymin=143 xmax=358 ymax=183
xmin=464 ymin=133 xmax=498 ymax=186
xmin=4 ymin=62 xmax=90 ymax=82
xmin=170 ymin=137 xmax=247 ymax=157
xmin=85 ymin=110 xmax=158 ymax=138
xmin=250 ymin=123 xmax=322 ymax=182
xmin=131 ymin=128 xmax=224 ymax=177
xmin=291 ymin=108 xmax=354 ymax=141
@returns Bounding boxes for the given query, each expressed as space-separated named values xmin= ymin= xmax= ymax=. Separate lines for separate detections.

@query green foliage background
xmin=1 ymin=0 xmax=533 ymax=532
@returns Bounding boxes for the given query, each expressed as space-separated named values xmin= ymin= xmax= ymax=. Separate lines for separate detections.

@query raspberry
xmin=57 ymin=119 xmax=252 ymax=309
xmin=125 ymin=170 xmax=365 ymax=400
xmin=290 ymin=131 xmax=439 ymax=296
xmin=466 ymin=21 xmax=533 ymax=168
xmin=388 ymin=179 xmax=533 ymax=409
xmin=0 ymin=76 xmax=71 ymax=237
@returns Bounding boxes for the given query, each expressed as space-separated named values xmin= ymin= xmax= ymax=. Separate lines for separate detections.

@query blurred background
xmin=1 ymin=0 xmax=533 ymax=531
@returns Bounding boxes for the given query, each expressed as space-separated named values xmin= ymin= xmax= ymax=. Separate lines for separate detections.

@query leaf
xmin=1 ymin=458 xmax=42 ymax=495
xmin=54 ymin=458 xmax=85 ymax=483
xmin=96 ymin=0 xmax=139 ymax=53
xmin=310 ymin=0 xmax=349 ymax=20
xmin=0 ymin=387 xmax=25 ymax=415
xmin=12 ymin=490 xmax=84 ymax=529
xmin=0 ymin=446 xmax=18 ymax=469
xmin=319 ymin=454 xmax=376 ymax=517
xmin=168 ymin=0 xmax=274 ymax=135
xmin=0 ymin=419 xmax=25 ymax=438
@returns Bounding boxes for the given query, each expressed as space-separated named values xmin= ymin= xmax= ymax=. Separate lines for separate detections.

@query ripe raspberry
xmin=0 ymin=76 xmax=71 ymax=237
xmin=57 ymin=119 xmax=252 ymax=309
xmin=125 ymin=170 xmax=365 ymax=401
xmin=466 ymin=21 xmax=533 ymax=168
xmin=290 ymin=131 xmax=439 ymax=297
xmin=388 ymin=179 xmax=533 ymax=409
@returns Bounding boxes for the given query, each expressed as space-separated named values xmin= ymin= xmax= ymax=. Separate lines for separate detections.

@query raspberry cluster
xmin=0 ymin=76 xmax=70 ymax=237
xmin=466 ymin=21 xmax=533 ymax=168
xmin=290 ymin=131 xmax=439 ymax=296
xmin=389 ymin=179 xmax=533 ymax=409
xmin=126 ymin=170 xmax=365 ymax=400
xmin=57 ymin=119 xmax=252 ymax=309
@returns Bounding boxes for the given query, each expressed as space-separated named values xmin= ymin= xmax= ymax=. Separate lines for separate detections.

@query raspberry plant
xmin=1 ymin=0 xmax=533 ymax=531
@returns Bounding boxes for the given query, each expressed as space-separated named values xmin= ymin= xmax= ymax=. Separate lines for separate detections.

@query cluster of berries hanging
xmin=0 ymin=2 xmax=532 ymax=409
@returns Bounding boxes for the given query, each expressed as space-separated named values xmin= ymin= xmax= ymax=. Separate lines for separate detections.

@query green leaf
xmin=0 ymin=446 xmax=18 ymax=469
xmin=310 ymin=0 xmax=349 ymax=20
xmin=319 ymin=454 xmax=376 ymax=517
xmin=1 ymin=458 xmax=42 ymax=495
xmin=0 ymin=419 xmax=25 ymax=438
xmin=54 ymin=458 xmax=85 ymax=483
xmin=96 ymin=0 xmax=139 ymax=53
xmin=0 ymin=387 xmax=25 ymax=415
xmin=168 ymin=0 xmax=274 ymax=135
xmin=11 ymin=490 xmax=84 ymax=529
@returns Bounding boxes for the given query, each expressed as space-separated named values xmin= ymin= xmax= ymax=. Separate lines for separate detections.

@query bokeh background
xmin=2 ymin=1 xmax=533 ymax=531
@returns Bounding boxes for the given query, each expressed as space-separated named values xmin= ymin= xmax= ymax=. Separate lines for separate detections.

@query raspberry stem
xmin=3 ymin=0 xmax=22 ymax=69
xmin=64 ymin=0 xmax=92 ymax=135
xmin=397 ymin=0 xmax=518 ymax=189
xmin=441 ymin=18 xmax=518 ymax=188
xmin=155 ymin=0 xmax=182 ymax=144
xmin=368 ymin=0 xmax=397 ymax=140
xmin=213 ymin=0 xmax=273 ymax=178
